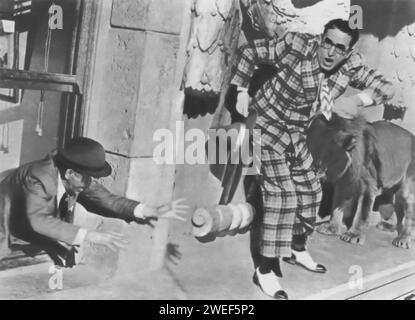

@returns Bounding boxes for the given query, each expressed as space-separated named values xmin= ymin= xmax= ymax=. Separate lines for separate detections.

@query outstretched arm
xmin=231 ymin=38 xmax=276 ymax=88
xmin=334 ymin=55 xmax=395 ymax=118
xmin=78 ymin=182 xmax=189 ymax=223
xmin=24 ymin=178 xmax=132 ymax=251
xmin=230 ymin=33 xmax=296 ymax=116
xmin=77 ymin=182 xmax=138 ymax=223
xmin=231 ymin=33 xmax=295 ymax=89
xmin=349 ymin=56 xmax=395 ymax=106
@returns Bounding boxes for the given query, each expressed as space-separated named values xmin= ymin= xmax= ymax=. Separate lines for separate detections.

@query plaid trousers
xmin=259 ymin=136 xmax=322 ymax=258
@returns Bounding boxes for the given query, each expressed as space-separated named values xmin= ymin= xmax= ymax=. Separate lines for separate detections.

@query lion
xmin=307 ymin=113 xmax=415 ymax=249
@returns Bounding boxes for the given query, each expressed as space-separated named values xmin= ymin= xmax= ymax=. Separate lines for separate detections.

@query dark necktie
xmin=58 ymin=192 xmax=77 ymax=268
xmin=58 ymin=192 xmax=74 ymax=224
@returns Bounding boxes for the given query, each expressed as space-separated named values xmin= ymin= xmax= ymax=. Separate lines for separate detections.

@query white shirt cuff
xmin=235 ymin=123 xmax=247 ymax=149
xmin=134 ymin=203 xmax=146 ymax=219
xmin=357 ymin=92 xmax=374 ymax=107
xmin=72 ymin=228 xmax=88 ymax=246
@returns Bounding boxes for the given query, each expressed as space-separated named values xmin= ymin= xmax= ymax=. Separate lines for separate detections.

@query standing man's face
xmin=318 ymin=27 xmax=353 ymax=72
xmin=64 ymin=169 xmax=92 ymax=195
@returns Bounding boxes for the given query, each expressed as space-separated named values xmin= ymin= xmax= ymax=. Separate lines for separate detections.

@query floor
xmin=1 ymin=115 xmax=414 ymax=300
xmin=1 ymin=226 xmax=413 ymax=300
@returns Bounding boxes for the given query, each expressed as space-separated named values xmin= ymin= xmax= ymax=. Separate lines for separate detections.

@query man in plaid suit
xmin=231 ymin=19 xmax=394 ymax=299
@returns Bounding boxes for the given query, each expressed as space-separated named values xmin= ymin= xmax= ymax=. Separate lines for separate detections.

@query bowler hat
xmin=55 ymin=137 xmax=112 ymax=178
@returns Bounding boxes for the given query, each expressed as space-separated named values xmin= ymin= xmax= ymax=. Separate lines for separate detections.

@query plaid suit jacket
xmin=231 ymin=32 xmax=394 ymax=154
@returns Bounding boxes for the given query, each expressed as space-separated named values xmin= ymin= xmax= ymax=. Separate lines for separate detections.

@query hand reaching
xmin=85 ymin=230 xmax=129 ymax=252
xmin=157 ymin=198 xmax=189 ymax=222
xmin=141 ymin=199 xmax=189 ymax=222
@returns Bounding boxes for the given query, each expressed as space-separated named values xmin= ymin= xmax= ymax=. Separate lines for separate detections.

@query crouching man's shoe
xmin=252 ymin=268 xmax=288 ymax=300
xmin=283 ymin=249 xmax=327 ymax=274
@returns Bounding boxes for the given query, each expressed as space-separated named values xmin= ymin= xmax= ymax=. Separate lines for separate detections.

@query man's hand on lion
xmin=333 ymin=95 xmax=364 ymax=119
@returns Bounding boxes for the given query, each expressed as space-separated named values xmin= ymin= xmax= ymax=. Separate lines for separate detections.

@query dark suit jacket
xmin=0 ymin=154 xmax=139 ymax=261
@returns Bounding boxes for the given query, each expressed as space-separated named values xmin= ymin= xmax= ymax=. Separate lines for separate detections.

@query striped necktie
xmin=319 ymin=78 xmax=334 ymax=120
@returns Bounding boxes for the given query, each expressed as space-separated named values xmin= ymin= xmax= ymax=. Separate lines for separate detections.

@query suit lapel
xmin=32 ymin=154 xmax=59 ymax=197
xmin=301 ymin=56 xmax=321 ymax=105
xmin=327 ymin=72 xmax=349 ymax=100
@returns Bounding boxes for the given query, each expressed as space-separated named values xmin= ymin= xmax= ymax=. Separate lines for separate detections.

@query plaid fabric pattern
xmin=260 ymin=140 xmax=322 ymax=258
xmin=230 ymin=31 xmax=393 ymax=258
xmin=231 ymin=32 xmax=394 ymax=153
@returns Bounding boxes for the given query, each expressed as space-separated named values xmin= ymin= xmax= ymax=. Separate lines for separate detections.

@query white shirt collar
xmin=57 ymin=173 xmax=66 ymax=202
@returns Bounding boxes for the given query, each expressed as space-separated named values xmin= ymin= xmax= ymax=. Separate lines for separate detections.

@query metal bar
xmin=67 ymin=0 xmax=82 ymax=76
xmin=0 ymin=68 xmax=78 ymax=84
xmin=0 ymin=68 xmax=80 ymax=93
xmin=77 ymin=0 xmax=100 ymax=137
xmin=0 ymin=79 xmax=74 ymax=92
xmin=60 ymin=0 xmax=83 ymax=147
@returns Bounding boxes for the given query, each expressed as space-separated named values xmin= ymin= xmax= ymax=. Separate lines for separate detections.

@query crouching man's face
xmin=64 ymin=169 xmax=92 ymax=195
xmin=318 ymin=27 xmax=353 ymax=72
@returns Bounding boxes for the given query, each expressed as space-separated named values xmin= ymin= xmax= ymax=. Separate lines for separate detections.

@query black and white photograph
xmin=0 ymin=0 xmax=414 ymax=305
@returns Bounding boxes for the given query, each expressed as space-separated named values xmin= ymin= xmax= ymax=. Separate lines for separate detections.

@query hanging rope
xmin=36 ymin=4 xmax=54 ymax=137
xmin=1 ymin=123 xmax=9 ymax=154
xmin=35 ymin=91 xmax=45 ymax=136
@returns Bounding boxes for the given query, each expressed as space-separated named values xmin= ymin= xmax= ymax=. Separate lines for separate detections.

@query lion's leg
xmin=316 ymin=184 xmax=347 ymax=236
xmin=340 ymin=193 xmax=373 ymax=245
xmin=375 ymin=190 xmax=397 ymax=232
xmin=376 ymin=204 xmax=397 ymax=232
xmin=392 ymin=181 xmax=413 ymax=249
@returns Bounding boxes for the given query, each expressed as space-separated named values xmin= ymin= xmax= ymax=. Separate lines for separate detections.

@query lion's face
xmin=307 ymin=114 xmax=359 ymax=183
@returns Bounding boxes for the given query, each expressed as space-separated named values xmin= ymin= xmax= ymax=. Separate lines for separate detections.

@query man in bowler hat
xmin=0 ymin=137 xmax=187 ymax=267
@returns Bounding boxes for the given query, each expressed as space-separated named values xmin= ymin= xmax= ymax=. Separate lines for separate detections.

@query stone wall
xmin=351 ymin=0 xmax=415 ymax=131
xmin=74 ymin=0 xmax=415 ymax=279
xmin=0 ymin=0 xmax=78 ymax=172
xmin=76 ymin=0 xmax=190 ymax=276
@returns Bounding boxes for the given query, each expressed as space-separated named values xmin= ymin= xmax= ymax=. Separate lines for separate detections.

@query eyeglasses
xmin=321 ymin=37 xmax=348 ymax=55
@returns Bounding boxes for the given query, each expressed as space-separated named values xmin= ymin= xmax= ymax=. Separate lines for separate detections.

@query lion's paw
xmin=392 ymin=235 xmax=412 ymax=249
xmin=340 ymin=231 xmax=366 ymax=245
xmin=316 ymin=222 xmax=343 ymax=236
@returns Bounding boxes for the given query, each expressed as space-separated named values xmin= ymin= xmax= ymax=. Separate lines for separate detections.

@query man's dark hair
xmin=323 ymin=19 xmax=360 ymax=48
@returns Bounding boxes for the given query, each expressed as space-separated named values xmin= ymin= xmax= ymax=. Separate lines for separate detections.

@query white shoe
xmin=253 ymin=268 xmax=288 ymax=300
xmin=283 ymin=250 xmax=327 ymax=273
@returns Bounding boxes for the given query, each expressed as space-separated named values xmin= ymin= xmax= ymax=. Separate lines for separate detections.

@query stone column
xmin=76 ymin=0 xmax=191 ymax=276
